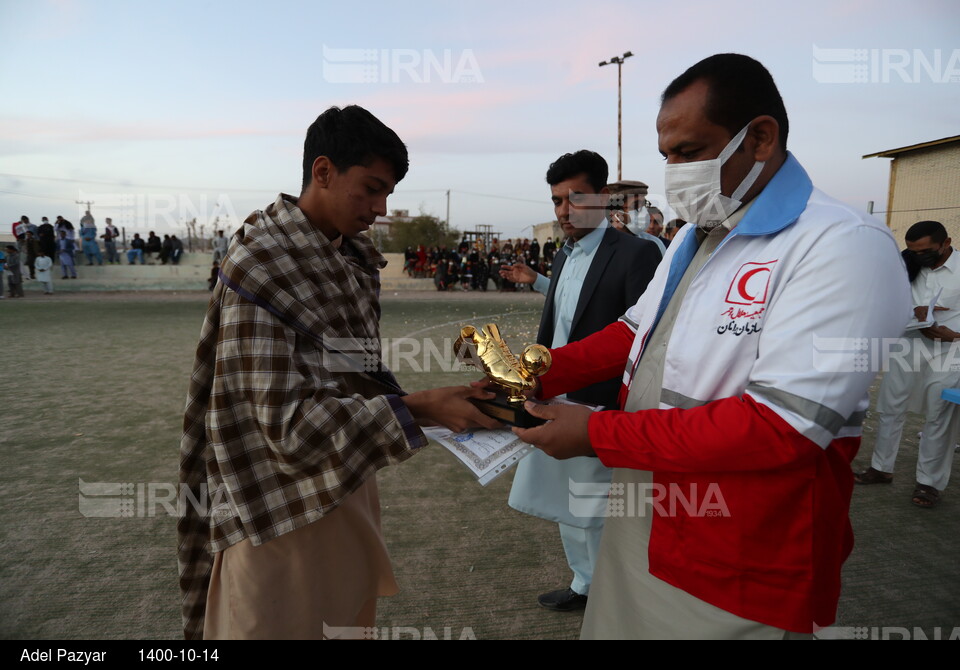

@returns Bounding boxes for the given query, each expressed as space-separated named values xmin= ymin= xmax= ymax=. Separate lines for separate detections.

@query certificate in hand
xmin=422 ymin=425 xmax=531 ymax=486
xmin=904 ymin=287 xmax=943 ymax=331
xmin=423 ymin=397 xmax=602 ymax=486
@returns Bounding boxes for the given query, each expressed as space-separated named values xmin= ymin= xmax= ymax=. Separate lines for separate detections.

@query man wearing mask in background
xmin=608 ymin=180 xmax=666 ymax=257
xmin=855 ymin=220 xmax=960 ymax=508
xmin=510 ymin=53 xmax=911 ymax=639
xmin=644 ymin=206 xmax=671 ymax=249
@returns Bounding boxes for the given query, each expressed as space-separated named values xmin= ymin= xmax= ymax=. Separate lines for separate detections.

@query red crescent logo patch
xmin=725 ymin=261 xmax=777 ymax=305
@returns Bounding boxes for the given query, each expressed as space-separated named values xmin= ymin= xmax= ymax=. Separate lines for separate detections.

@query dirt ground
xmin=0 ymin=290 xmax=584 ymax=640
xmin=0 ymin=290 xmax=956 ymax=640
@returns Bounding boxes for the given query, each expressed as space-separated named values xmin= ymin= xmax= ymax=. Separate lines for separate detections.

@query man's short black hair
xmin=662 ymin=53 xmax=789 ymax=151
xmin=545 ymin=150 xmax=608 ymax=193
xmin=905 ymin=220 xmax=948 ymax=244
xmin=301 ymin=105 xmax=409 ymax=192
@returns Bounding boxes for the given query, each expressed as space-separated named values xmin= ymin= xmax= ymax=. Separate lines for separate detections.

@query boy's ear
xmin=312 ymin=156 xmax=336 ymax=188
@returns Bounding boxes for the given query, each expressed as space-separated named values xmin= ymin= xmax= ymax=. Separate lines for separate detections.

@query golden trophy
xmin=455 ymin=323 xmax=552 ymax=427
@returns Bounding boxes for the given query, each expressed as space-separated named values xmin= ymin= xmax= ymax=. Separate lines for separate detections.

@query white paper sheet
xmin=905 ymin=287 xmax=943 ymax=331
xmin=423 ymin=397 xmax=603 ymax=486
xmin=422 ymin=426 xmax=532 ymax=486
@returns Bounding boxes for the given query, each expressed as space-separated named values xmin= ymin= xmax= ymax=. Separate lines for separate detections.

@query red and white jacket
xmin=538 ymin=154 xmax=912 ymax=633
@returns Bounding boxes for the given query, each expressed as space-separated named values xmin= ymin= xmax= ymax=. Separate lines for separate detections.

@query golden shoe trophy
xmin=455 ymin=323 xmax=552 ymax=427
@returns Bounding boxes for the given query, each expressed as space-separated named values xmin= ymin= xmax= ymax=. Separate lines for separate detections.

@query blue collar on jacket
xmin=648 ymin=152 xmax=812 ymax=336
xmin=732 ymin=151 xmax=812 ymax=237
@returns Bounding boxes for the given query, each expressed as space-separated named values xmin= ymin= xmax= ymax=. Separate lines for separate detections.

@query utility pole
xmin=598 ymin=51 xmax=634 ymax=181
xmin=445 ymin=189 xmax=451 ymax=246
xmin=75 ymin=199 xmax=95 ymax=213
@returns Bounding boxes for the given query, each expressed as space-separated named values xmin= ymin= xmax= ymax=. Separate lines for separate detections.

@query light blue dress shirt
xmin=532 ymin=219 xmax=609 ymax=348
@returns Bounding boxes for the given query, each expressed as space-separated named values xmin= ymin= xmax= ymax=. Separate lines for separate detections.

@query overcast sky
xmin=1 ymin=0 xmax=957 ymax=238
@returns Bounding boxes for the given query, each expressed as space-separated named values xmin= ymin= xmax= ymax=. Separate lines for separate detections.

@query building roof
xmin=863 ymin=135 xmax=960 ymax=159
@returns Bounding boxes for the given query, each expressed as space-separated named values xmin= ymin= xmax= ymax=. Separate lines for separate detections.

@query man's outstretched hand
xmin=499 ymin=262 xmax=537 ymax=285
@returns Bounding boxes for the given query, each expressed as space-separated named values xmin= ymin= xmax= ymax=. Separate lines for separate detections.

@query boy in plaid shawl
xmin=179 ymin=106 xmax=499 ymax=639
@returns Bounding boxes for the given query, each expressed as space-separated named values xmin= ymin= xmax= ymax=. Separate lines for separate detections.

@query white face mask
xmin=624 ymin=208 xmax=645 ymax=236
xmin=664 ymin=123 xmax=765 ymax=230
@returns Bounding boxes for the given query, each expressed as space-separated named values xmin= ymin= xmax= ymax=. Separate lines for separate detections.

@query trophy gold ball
xmin=520 ymin=344 xmax=552 ymax=376
xmin=453 ymin=322 xmax=551 ymax=427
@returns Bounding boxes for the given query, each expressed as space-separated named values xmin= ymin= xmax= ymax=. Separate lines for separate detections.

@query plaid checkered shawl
xmin=177 ymin=194 xmax=426 ymax=639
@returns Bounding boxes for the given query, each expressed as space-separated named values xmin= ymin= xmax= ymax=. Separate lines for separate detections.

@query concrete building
xmin=863 ymin=135 xmax=960 ymax=243
xmin=533 ymin=220 xmax=562 ymax=246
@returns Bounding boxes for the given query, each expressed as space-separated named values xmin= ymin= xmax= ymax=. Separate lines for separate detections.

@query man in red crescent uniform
xmin=510 ymin=54 xmax=912 ymax=639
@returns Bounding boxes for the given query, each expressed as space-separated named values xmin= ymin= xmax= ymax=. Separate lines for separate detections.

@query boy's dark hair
xmin=545 ymin=150 xmax=608 ymax=193
xmin=301 ymin=105 xmax=409 ymax=192
xmin=662 ymin=53 xmax=789 ymax=151
xmin=905 ymin=220 xmax=947 ymax=244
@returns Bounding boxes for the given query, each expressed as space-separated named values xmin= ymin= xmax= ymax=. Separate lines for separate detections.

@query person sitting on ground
xmin=145 ymin=231 xmax=162 ymax=263
xmin=160 ymin=234 xmax=173 ymax=264
xmin=127 ymin=233 xmax=146 ymax=264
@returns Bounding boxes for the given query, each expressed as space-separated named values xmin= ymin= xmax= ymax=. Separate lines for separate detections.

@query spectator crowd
xmin=2 ymin=212 xmax=202 ymax=296
xmin=404 ymin=237 xmax=558 ymax=292
xmin=403 ymin=204 xmax=684 ymax=293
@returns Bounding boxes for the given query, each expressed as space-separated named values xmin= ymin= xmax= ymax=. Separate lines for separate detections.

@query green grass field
xmin=0 ymin=291 xmax=956 ymax=640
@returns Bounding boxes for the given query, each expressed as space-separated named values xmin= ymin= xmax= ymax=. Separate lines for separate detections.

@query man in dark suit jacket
xmin=500 ymin=150 xmax=661 ymax=612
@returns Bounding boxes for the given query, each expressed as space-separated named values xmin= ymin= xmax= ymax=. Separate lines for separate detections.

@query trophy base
xmin=471 ymin=393 xmax=546 ymax=428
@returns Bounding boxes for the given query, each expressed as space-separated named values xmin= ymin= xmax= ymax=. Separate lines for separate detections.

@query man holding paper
xmin=855 ymin=220 xmax=960 ymax=508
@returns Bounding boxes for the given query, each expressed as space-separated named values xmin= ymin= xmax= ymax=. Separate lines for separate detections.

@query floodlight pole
xmin=598 ymin=51 xmax=634 ymax=181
